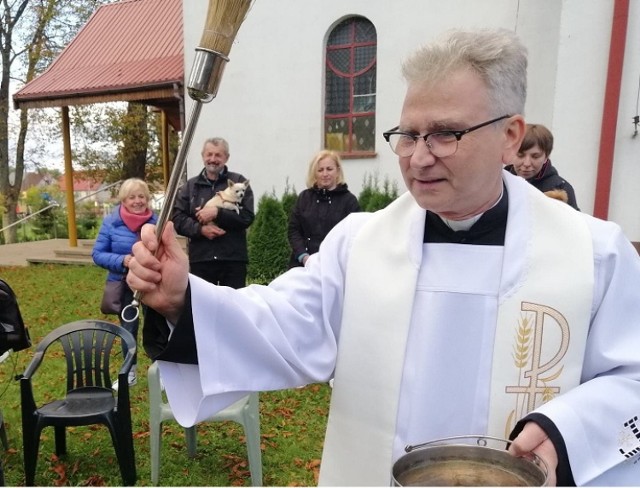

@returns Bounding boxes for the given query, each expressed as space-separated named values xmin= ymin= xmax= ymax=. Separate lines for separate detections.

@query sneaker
xmin=112 ymin=366 xmax=137 ymax=391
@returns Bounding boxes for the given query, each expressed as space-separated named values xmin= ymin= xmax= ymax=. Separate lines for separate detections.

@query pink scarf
xmin=120 ymin=205 xmax=153 ymax=233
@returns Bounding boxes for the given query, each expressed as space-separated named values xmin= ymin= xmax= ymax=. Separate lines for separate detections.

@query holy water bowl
xmin=391 ymin=435 xmax=549 ymax=486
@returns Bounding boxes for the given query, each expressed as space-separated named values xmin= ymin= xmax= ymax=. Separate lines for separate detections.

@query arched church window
xmin=324 ymin=17 xmax=377 ymax=156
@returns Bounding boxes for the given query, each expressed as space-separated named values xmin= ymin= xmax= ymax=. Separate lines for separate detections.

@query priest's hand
xmin=127 ymin=221 xmax=189 ymax=324
xmin=509 ymin=421 xmax=558 ymax=486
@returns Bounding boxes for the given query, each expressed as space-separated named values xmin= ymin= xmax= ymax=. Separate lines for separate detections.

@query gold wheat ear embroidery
xmin=541 ymin=385 xmax=556 ymax=403
xmin=505 ymin=314 xmax=534 ymax=434
xmin=512 ymin=315 xmax=532 ymax=368
xmin=540 ymin=366 xmax=564 ymax=402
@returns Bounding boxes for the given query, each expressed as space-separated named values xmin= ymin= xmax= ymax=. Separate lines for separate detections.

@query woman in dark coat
xmin=505 ymin=123 xmax=579 ymax=210
xmin=288 ymin=150 xmax=360 ymax=267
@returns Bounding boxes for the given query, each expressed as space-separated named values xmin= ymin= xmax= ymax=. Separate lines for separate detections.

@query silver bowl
xmin=392 ymin=435 xmax=549 ymax=486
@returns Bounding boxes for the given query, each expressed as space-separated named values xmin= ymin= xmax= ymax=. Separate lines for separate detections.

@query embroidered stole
xmin=319 ymin=189 xmax=593 ymax=486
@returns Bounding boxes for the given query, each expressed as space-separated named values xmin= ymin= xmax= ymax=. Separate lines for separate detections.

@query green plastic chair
xmin=20 ymin=320 xmax=136 ymax=486
xmin=147 ymin=361 xmax=262 ymax=485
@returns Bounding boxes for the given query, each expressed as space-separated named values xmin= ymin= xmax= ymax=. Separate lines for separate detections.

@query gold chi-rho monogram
xmin=506 ymin=302 xmax=570 ymax=413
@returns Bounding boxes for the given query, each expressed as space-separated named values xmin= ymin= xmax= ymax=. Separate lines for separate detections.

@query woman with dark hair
xmin=505 ymin=123 xmax=579 ymax=210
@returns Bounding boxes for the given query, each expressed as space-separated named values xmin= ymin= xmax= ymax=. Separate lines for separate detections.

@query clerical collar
xmin=441 ymin=186 xmax=504 ymax=231
xmin=424 ymin=185 xmax=508 ymax=245
xmin=441 ymin=214 xmax=482 ymax=232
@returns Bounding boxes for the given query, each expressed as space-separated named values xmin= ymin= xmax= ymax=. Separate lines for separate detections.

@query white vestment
xmin=159 ymin=171 xmax=640 ymax=486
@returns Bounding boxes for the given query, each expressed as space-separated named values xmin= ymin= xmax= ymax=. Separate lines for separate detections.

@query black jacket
xmin=505 ymin=160 xmax=579 ymax=210
xmin=172 ymin=167 xmax=254 ymax=263
xmin=288 ymin=183 xmax=360 ymax=267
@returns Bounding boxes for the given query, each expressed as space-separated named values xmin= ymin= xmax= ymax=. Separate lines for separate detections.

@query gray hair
xmin=402 ymin=28 xmax=527 ymax=116
xmin=118 ymin=177 xmax=150 ymax=202
xmin=202 ymin=137 xmax=230 ymax=155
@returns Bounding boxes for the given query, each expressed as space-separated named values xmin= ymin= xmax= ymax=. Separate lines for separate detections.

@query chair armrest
xmin=21 ymin=351 xmax=45 ymax=380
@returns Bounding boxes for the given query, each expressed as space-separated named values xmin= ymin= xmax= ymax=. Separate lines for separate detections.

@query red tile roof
xmin=57 ymin=174 xmax=103 ymax=192
xmin=13 ymin=0 xmax=183 ymax=122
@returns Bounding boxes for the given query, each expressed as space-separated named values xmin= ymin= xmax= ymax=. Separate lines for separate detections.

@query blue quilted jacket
xmin=92 ymin=205 xmax=158 ymax=282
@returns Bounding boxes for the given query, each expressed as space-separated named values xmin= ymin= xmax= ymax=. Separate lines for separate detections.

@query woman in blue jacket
xmin=92 ymin=178 xmax=157 ymax=389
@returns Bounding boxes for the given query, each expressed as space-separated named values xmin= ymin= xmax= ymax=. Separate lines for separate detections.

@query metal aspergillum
xmin=121 ymin=0 xmax=255 ymax=323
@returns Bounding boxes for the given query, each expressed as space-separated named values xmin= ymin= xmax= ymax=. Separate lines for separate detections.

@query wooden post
xmin=161 ymin=110 xmax=170 ymax=189
xmin=61 ymin=106 xmax=78 ymax=247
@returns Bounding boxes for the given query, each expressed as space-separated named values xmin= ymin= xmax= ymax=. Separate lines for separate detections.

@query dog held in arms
xmin=203 ymin=179 xmax=250 ymax=214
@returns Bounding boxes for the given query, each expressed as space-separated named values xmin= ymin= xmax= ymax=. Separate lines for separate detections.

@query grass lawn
xmin=0 ymin=264 xmax=330 ymax=486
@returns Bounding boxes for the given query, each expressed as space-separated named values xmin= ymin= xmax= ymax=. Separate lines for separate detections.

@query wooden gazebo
xmin=13 ymin=0 xmax=184 ymax=246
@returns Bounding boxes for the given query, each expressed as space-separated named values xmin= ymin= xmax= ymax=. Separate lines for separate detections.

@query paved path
xmin=0 ymin=237 xmax=186 ymax=267
xmin=0 ymin=239 xmax=94 ymax=267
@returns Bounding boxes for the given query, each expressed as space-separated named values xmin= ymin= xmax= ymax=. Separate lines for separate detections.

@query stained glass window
xmin=325 ymin=17 xmax=377 ymax=155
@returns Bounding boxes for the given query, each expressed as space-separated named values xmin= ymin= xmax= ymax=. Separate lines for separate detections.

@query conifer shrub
xmin=358 ymin=173 xmax=377 ymax=212
xmin=358 ymin=172 xmax=399 ymax=211
xmin=246 ymin=173 xmax=399 ymax=286
xmin=280 ymin=179 xmax=298 ymax=220
xmin=248 ymin=192 xmax=289 ymax=284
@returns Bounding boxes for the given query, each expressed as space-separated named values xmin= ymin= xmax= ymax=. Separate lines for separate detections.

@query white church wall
xmin=550 ymin=1 xmax=613 ymax=216
xmin=182 ymin=0 xmax=640 ymax=239
xmin=183 ymin=0 xmax=523 ymax=200
xmin=514 ymin=0 xmax=562 ymax=127
xmin=608 ymin=0 xmax=640 ymax=241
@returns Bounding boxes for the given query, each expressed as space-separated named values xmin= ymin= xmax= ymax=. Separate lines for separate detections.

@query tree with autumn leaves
xmin=0 ymin=0 xmax=175 ymax=244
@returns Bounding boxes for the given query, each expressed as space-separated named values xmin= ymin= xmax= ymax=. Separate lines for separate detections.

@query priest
xmin=128 ymin=28 xmax=640 ymax=486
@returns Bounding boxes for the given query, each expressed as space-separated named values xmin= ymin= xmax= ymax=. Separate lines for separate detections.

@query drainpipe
xmin=593 ymin=0 xmax=629 ymax=219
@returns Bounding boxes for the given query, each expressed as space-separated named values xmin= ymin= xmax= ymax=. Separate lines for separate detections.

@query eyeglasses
xmin=383 ymin=115 xmax=511 ymax=158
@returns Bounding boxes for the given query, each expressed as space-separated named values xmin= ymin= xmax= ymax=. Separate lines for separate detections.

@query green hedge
xmin=247 ymin=173 xmax=399 ymax=284
xmin=358 ymin=172 xmax=399 ymax=212
xmin=247 ymin=192 xmax=290 ymax=284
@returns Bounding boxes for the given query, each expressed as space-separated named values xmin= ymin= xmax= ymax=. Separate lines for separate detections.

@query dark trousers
xmin=190 ymin=261 xmax=247 ymax=289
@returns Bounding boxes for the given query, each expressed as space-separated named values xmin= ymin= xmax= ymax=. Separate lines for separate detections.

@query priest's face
xmin=396 ymin=68 xmax=524 ymax=220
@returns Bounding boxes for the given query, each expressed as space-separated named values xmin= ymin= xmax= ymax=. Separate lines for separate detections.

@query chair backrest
xmin=23 ymin=320 xmax=136 ymax=391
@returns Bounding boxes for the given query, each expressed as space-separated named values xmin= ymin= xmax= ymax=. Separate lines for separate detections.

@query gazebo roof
xmin=13 ymin=0 xmax=184 ymax=129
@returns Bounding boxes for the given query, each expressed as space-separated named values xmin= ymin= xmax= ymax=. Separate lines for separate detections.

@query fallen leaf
xmin=133 ymin=430 xmax=149 ymax=439
xmin=51 ymin=462 xmax=67 ymax=486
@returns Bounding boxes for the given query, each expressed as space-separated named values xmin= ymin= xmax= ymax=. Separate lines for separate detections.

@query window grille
xmin=325 ymin=17 xmax=377 ymax=156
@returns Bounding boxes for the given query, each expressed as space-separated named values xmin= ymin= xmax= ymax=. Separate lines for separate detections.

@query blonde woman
xmin=288 ymin=150 xmax=360 ymax=267
xmin=92 ymin=178 xmax=157 ymax=389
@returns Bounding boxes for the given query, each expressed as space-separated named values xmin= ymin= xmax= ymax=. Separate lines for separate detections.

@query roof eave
xmin=13 ymin=81 xmax=184 ymax=110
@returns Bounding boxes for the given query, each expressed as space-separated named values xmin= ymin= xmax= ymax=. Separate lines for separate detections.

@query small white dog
xmin=203 ymin=179 xmax=249 ymax=214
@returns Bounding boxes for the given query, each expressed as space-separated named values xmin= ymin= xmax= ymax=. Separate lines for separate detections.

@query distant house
xmin=16 ymin=171 xmax=59 ymax=215
xmin=20 ymin=172 xmax=56 ymax=192
xmin=57 ymin=174 xmax=111 ymax=205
